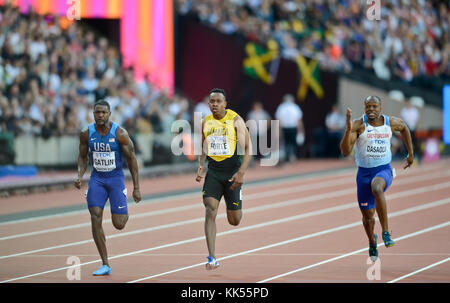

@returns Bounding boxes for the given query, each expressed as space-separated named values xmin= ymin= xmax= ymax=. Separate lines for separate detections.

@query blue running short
xmin=86 ymin=175 xmax=128 ymax=214
xmin=356 ymin=163 xmax=394 ymax=210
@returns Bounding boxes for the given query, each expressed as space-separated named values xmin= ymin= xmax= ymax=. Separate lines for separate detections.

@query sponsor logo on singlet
xmin=92 ymin=142 xmax=116 ymax=172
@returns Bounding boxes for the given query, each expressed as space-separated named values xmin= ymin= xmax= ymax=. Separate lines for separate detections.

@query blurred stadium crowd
xmin=178 ymin=0 xmax=449 ymax=82
xmin=0 ymin=4 xmax=191 ymax=143
xmin=1 ymin=0 xmax=448 ymax=144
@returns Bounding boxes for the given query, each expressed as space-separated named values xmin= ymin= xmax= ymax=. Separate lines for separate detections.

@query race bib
xmin=208 ymin=136 xmax=231 ymax=156
xmin=93 ymin=151 xmax=116 ymax=172
xmin=365 ymin=144 xmax=387 ymax=159
xmin=365 ymin=133 xmax=390 ymax=159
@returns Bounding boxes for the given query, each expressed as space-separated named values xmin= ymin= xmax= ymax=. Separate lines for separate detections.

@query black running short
xmin=202 ymin=168 xmax=242 ymax=210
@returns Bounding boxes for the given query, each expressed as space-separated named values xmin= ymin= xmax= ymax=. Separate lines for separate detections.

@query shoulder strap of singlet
xmin=110 ymin=122 xmax=119 ymax=137
xmin=384 ymin=115 xmax=390 ymax=126
xmin=362 ymin=114 xmax=368 ymax=127
xmin=88 ymin=123 xmax=96 ymax=137
xmin=204 ymin=114 xmax=213 ymax=122
xmin=226 ymin=109 xmax=238 ymax=119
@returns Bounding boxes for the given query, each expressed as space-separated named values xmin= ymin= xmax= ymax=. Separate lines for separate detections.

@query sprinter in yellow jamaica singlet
xmin=196 ymin=88 xmax=252 ymax=270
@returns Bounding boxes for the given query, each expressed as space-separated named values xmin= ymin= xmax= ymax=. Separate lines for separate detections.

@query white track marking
xmin=388 ymin=257 xmax=450 ymax=283
xmin=130 ymin=219 xmax=450 ymax=283
xmin=1 ymin=177 xmax=450 ymax=260
xmin=2 ymin=166 xmax=448 ymax=240
xmin=257 ymin=222 xmax=450 ymax=283
xmin=2 ymin=196 xmax=449 ymax=283
xmin=0 ymin=161 xmax=442 ymax=226
xmin=0 ymin=167 xmax=357 ymax=226
xmin=0 ymin=162 xmax=448 ymax=283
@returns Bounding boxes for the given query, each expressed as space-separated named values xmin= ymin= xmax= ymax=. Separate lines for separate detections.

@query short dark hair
xmin=94 ymin=99 xmax=111 ymax=111
xmin=209 ymin=88 xmax=226 ymax=98
xmin=364 ymin=96 xmax=381 ymax=104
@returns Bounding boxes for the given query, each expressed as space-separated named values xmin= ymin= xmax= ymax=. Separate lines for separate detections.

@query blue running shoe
xmin=369 ymin=234 xmax=378 ymax=262
xmin=93 ymin=265 xmax=111 ymax=276
xmin=382 ymin=231 xmax=395 ymax=247
xmin=205 ymin=256 xmax=219 ymax=270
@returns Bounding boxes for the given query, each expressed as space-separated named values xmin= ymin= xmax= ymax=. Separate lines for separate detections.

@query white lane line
xmin=1 ymin=173 xmax=450 ymax=258
xmin=387 ymin=257 xmax=450 ymax=283
xmin=2 ymin=194 xmax=450 ymax=283
xmin=2 ymin=176 xmax=450 ymax=260
xmin=0 ymin=164 xmax=447 ymax=282
xmin=10 ymin=253 xmax=450 ymax=257
xmin=0 ymin=194 xmax=357 ymax=260
xmin=0 ymin=161 xmax=442 ymax=226
xmin=257 ymin=222 xmax=450 ymax=283
xmin=129 ymin=208 xmax=450 ymax=283
xmin=2 ymin=166 xmax=448 ymax=240
xmin=0 ymin=173 xmax=357 ymax=240
xmin=0 ymin=167 xmax=358 ymax=226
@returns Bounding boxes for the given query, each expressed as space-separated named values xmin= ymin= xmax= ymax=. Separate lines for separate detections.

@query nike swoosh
xmin=91 ymin=138 xmax=96 ymax=141
xmin=118 ymin=206 xmax=126 ymax=209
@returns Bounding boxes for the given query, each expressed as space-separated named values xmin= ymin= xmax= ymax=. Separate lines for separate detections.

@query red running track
xmin=0 ymin=158 xmax=449 ymax=283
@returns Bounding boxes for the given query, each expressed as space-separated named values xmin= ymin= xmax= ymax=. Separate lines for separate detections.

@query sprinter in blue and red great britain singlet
xmin=340 ymin=96 xmax=414 ymax=262
xmin=74 ymin=100 xmax=141 ymax=276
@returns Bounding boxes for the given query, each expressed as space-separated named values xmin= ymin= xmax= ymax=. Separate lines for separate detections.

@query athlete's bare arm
xmin=117 ymin=127 xmax=141 ymax=203
xmin=74 ymin=129 xmax=89 ymax=189
xmin=389 ymin=116 xmax=414 ymax=169
xmin=340 ymin=108 xmax=364 ymax=157
xmin=196 ymin=120 xmax=206 ymax=182
xmin=229 ymin=116 xmax=251 ymax=190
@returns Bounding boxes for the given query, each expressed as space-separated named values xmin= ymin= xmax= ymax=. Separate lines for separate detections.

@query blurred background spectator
xmin=193 ymin=95 xmax=212 ymax=119
xmin=275 ymin=94 xmax=304 ymax=163
xmin=0 ymin=4 xmax=193 ymax=147
xmin=325 ymin=104 xmax=346 ymax=158
xmin=400 ymin=97 xmax=421 ymax=160
xmin=1 ymin=1 xmax=447 ymax=166
xmin=247 ymin=101 xmax=271 ymax=159
xmin=177 ymin=0 xmax=449 ymax=85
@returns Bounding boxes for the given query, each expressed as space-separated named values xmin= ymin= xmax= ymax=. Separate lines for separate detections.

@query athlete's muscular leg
xmin=112 ymin=214 xmax=129 ymax=230
xmin=371 ymin=177 xmax=389 ymax=233
xmin=226 ymin=209 xmax=242 ymax=226
xmin=360 ymin=208 xmax=376 ymax=244
xmin=224 ymin=190 xmax=242 ymax=226
xmin=203 ymin=197 xmax=220 ymax=259
xmin=89 ymin=206 xmax=108 ymax=266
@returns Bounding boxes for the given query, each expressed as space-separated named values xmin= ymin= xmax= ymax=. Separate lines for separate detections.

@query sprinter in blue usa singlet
xmin=75 ymin=100 xmax=141 ymax=276
xmin=87 ymin=121 xmax=127 ymax=214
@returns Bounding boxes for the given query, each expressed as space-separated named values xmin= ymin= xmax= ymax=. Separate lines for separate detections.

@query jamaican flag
xmin=296 ymin=54 xmax=324 ymax=101
xmin=243 ymin=39 xmax=280 ymax=85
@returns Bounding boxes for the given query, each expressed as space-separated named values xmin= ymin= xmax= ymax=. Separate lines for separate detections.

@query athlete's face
xmin=208 ymin=93 xmax=227 ymax=115
xmin=93 ymin=105 xmax=110 ymax=126
xmin=364 ymin=100 xmax=381 ymax=120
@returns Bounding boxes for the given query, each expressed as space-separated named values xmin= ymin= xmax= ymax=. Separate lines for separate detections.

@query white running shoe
xmin=206 ymin=256 xmax=219 ymax=270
